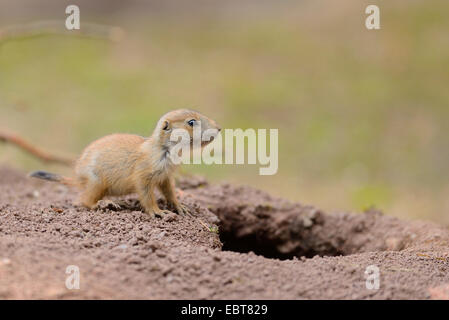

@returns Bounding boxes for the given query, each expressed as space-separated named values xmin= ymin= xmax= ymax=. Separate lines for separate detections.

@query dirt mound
xmin=0 ymin=166 xmax=448 ymax=299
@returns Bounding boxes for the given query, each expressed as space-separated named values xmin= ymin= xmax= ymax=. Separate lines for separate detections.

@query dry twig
xmin=0 ymin=129 xmax=74 ymax=166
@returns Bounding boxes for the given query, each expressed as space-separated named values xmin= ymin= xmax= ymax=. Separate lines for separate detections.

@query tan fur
xmin=33 ymin=109 xmax=220 ymax=217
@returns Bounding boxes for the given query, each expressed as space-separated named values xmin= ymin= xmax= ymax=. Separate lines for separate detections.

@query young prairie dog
xmin=30 ymin=109 xmax=220 ymax=217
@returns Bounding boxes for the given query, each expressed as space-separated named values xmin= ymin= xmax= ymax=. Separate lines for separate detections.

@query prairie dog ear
xmin=162 ymin=120 xmax=171 ymax=131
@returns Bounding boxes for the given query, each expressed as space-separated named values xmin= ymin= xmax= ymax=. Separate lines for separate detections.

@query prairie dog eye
xmin=187 ymin=119 xmax=196 ymax=127
xmin=162 ymin=121 xmax=170 ymax=131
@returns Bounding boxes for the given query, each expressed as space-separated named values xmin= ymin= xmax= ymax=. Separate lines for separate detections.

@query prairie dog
xmin=30 ymin=109 xmax=221 ymax=217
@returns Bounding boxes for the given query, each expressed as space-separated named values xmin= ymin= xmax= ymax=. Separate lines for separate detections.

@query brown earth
xmin=0 ymin=166 xmax=448 ymax=299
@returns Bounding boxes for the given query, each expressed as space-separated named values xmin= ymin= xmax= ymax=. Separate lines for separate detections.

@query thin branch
xmin=0 ymin=129 xmax=74 ymax=166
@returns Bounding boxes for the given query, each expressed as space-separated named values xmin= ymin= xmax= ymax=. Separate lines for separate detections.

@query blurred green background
xmin=1 ymin=0 xmax=448 ymax=223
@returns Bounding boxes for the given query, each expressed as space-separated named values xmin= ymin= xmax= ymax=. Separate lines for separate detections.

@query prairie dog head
xmin=153 ymin=109 xmax=221 ymax=150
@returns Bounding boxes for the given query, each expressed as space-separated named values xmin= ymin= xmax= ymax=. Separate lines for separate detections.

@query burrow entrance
xmin=179 ymin=179 xmax=403 ymax=261
xmin=219 ymin=232 xmax=343 ymax=260
xmin=212 ymin=206 xmax=394 ymax=260
xmin=218 ymin=227 xmax=345 ymax=260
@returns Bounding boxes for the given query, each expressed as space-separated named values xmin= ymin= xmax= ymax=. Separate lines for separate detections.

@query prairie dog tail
xmin=29 ymin=170 xmax=75 ymax=186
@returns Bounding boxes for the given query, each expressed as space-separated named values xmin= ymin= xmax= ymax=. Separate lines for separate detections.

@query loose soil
xmin=0 ymin=166 xmax=448 ymax=299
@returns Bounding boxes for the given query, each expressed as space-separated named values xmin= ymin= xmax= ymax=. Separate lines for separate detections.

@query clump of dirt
xmin=0 ymin=166 xmax=449 ymax=299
